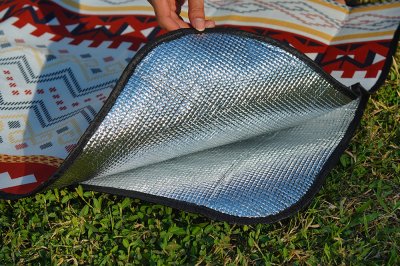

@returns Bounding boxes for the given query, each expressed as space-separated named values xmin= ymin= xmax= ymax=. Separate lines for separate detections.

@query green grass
xmin=1 ymin=51 xmax=398 ymax=265
xmin=1 ymin=37 xmax=399 ymax=266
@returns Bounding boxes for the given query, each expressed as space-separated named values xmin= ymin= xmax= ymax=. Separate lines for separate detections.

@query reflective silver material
xmin=54 ymin=32 xmax=356 ymax=218
xmin=83 ymin=99 xmax=359 ymax=218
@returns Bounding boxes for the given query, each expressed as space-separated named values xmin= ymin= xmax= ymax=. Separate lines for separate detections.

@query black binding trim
xmin=0 ymin=28 xmax=359 ymax=200
xmin=82 ymin=87 xmax=369 ymax=225
xmin=346 ymin=0 xmax=400 ymax=8
xmin=0 ymin=26 xmax=394 ymax=223
xmin=368 ymin=23 xmax=400 ymax=93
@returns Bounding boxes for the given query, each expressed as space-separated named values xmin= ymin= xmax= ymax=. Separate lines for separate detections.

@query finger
xmin=205 ymin=20 xmax=215 ymax=28
xmin=166 ymin=0 xmax=189 ymax=30
xmin=159 ymin=17 xmax=182 ymax=31
xmin=176 ymin=19 xmax=191 ymax=29
xmin=188 ymin=0 xmax=205 ymax=31
xmin=151 ymin=0 xmax=181 ymax=31
xmin=171 ymin=12 xmax=190 ymax=28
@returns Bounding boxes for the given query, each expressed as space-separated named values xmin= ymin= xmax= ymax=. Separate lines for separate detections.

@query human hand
xmin=148 ymin=0 xmax=215 ymax=32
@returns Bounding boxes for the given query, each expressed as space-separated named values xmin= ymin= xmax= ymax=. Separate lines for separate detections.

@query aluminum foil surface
xmin=53 ymin=31 xmax=359 ymax=221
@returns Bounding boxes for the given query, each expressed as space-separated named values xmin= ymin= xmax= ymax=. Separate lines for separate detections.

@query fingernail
xmin=193 ymin=18 xmax=205 ymax=31
xmin=206 ymin=21 xmax=215 ymax=28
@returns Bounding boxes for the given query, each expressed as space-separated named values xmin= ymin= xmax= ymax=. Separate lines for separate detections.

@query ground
xmin=1 ymin=13 xmax=399 ymax=266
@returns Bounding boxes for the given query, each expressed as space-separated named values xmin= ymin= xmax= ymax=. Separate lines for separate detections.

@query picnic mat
xmin=0 ymin=0 xmax=399 ymax=223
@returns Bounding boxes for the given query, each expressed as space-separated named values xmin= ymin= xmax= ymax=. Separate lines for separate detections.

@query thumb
xmin=188 ymin=0 xmax=205 ymax=31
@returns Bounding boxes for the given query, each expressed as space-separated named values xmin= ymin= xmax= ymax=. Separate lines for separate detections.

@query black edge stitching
xmin=0 ymin=27 xmax=379 ymax=201
xmin=82 ymin=89 xmax=369 ymax=225
xmin=367 ymin=23 xmax=400 ymax=93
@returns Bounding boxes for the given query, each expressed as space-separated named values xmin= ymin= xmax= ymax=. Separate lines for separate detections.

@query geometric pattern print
xmin=344 ymin=14 xmax=400 ymax=31
xmin=0 ymin=0 xmax=397 ymax=195
xmin=0 ymin=154 xmax=63 ymax=194
xmin=0 ymin=30 xmax=116 ymax=158
xmin=0 ymin=0 xmax=161 ymax=51
xmin=319 ymin=41 xmax=391 ymax=89
xmin=0 ymin=1 xmax=162 ymax=159
xmin=0 ymin=54 xmax=113 ymax=127
xmin=0 ymin=0 xmax=161 ymax=194
xmin=206 ymin=0 xmax=343 ymax=28
xmin=0 ymin=113 xmax=83 ymax=157
xmin=0 ymin=154 xmax=63 ymax=167
xmin=205 ymin=0 xmax=399 ymax=31
xmin=227 ymin=25 xmax=393 ymax=89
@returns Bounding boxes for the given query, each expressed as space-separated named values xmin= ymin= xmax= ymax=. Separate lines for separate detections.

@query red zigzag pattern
xmin=0 ymin=1 xmax=394 ymax=195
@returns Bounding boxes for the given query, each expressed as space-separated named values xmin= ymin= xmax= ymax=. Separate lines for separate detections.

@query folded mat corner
xmin=0 ymin=0 xmax=399 ymax=224
xmin=32 ymin=29 xmax=366 ymax=223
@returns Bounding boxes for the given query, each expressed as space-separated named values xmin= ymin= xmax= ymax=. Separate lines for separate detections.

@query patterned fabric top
xmin=0 ymin=0 xmax=399 ymax=194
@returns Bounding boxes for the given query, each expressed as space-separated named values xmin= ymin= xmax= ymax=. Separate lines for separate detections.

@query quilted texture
xmin=50 ymin=30 xmax=362 ymax=222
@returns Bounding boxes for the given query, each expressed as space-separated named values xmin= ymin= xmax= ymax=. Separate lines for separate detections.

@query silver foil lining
xmin=53 ymin=32 xmax=357 ymax=219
